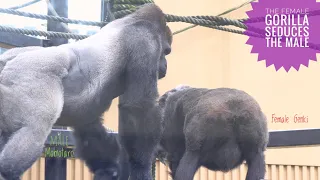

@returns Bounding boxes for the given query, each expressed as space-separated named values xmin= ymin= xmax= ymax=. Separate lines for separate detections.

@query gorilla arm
xmin=118 ymin=34 xmax=163 ymax=180
xmin=0 ymin=46 xmax=43 ymax=72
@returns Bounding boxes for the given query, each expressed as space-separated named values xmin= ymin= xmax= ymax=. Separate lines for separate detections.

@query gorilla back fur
xmin=159 ymin=85 xmax=269 ymax=180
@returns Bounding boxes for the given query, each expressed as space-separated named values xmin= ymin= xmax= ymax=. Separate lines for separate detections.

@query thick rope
xmin=114 ymin=9 xmax=135 ymax=18
xmin=2 ymin=1 xmax=320 ymax=36
xmin=114 ymin=4 xmax=137 ymax=11
xmin=113 ymin=9 xmax=248 ymax=29
xmin=171 ymin=0 xmax=256 ymax=35
xmin=114 ymin=0 xmax=153 ymax=5
xmin=0 ymin=6 xmax=250 ymax=31
xmin=191 ymin=15 xmax=246 ymax=28
xmin=0 ymin=8 xmax=107 ymax=27
xmin=1 ymin=1 xmax=319 ymax=51
xmin=0 ymin=25 xmax=88 ymax=40
xmin=1 ymin=20 xmax=319 ymax=51
xmin=166 ymin=14 xmax=247 ymax=29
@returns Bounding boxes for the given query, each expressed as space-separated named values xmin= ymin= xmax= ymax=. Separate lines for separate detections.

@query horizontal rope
xmin=8 ymin=0 xmax=42 ymax=10
xmin=0 ymin=5 xmax=250 ymax=33
xmin=0 ymin=25 xmax=88 ymax=40
xmin=1 ymin=16 xmax=318 ymax=52
xmin=114 ymin=9 xmax=135 ymax=18
xmin=114 ymin=4 xmax=137 ymax=11
xmin=0 ymin=8 xmax=107 ymax=27
xmin=114 ymin=0 xmax=153 ymax=5
xmin=1 ymin=0 xmax=319 ymax=51
xmin=166 ymin=14 xmax=247 ymax=29
xmin=191 ymin=15 xmax=246 ymax=29
xmin=112 ymin=9 xmax=249 ymax=30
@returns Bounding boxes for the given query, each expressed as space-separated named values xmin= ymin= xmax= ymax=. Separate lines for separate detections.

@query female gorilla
xmin=158 ymin=85 xmax=269 ymax=180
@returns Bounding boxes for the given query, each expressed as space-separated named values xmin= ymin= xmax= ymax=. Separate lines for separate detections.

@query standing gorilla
xmin=0 ymin=3 xmax=172 ymax=180
xmin=159 ymin=85 xmax=269 ymax=180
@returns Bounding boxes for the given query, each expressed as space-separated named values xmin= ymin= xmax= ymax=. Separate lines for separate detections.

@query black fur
xmin=159 ymin=85 xmax=269 ymax=180
xmin=74 ymin=127 xmax=130 ymax=180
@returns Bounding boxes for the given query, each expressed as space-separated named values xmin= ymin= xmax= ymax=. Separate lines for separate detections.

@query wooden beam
xmin=268 ymin=128 xmax=320 ymax=147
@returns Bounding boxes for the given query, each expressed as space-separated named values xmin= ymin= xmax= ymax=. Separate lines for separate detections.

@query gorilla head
xmin=158 ymin=25 xmax=172 ymax=79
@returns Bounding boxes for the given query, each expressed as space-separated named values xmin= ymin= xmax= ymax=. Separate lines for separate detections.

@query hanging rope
xmin=114 ymin=0 xmax=154 ymax=4
xmin=0 ymin=0 xmax=319 ymax=51
xmin=0 ymin=8 xmax=107 ymax=27
xmin=0 ymin=25 xmax=88 ymax=40
xmin=8 ymin=0 xmax=42 ymax=10
xmin=0 ymin=7 xmax=248 ymax=29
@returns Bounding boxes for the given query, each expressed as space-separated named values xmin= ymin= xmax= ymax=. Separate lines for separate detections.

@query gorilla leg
xmin=0 ymin=132 xmax=8 ymax=179
xmin=0 ymin=125 xmax=53 ymax=179
xmin=0 ymin=133 xmax=8 ymax=152
xmin=73 ymin=120 xmax=120 ymax=180
xmin=118 ymin=148 xmax=130 ymax=180
xmin=118 ymin=103 xmax=162 ymax=180
xmin=168 ymin=153 xmax=183 ymax=178
xmin=174 ymin=151 xmax=200 ymax=180
xmin=0 ymin=80 xmax=64 ymax=179
xmin=245 ymin=152 xmax=265 ymax=180
xmin=164 ymin=143 xmax=185 ymax=177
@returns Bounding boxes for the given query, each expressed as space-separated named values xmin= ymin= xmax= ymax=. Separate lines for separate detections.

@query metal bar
xmin=45 ymin=0 xmax=69 ymax=179
xmin=43 ymin=130 xmax=118 ymax=159
xmin=44 ymin=128 xmax=320 ymax=148
xmin=268 ymin=128 xmax=320 ymax=147
xmin=101 ymin=0 xmax=106 ymax=22
xmin=45 ymin=156 xmax=67 ymax=180
xmin=0 ymin=31 xmax=43 ymax=47
xmin=45 ymin=129 xmax=118 ymax=147
xmin=45 ymin=0 xmax=69 ymax=46
xmin=100 ymin=0 xmax=115 ymax=24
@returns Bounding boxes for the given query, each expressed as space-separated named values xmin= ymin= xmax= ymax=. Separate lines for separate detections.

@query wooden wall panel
xmin=154 ymin=161 xmax=320 ymax=180
xmin=66 ymin=159 xmax=93 ymax=180
xmin=21 ymin=158 xmax=320 ymax=180
xmin=21 ymin=158 xmax=45 ymax=180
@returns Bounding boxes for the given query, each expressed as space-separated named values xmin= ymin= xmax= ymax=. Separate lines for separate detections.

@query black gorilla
xmin=158 ymin=85 xmax=269 ymax=180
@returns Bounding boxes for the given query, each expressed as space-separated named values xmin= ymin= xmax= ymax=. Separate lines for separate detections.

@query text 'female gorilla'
xmin=0 ymin=3 xmax=172 ymax=180
xmin=159 ymin=85 xmax=269 ymax=180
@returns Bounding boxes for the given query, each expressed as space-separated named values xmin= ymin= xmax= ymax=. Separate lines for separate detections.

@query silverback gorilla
xmin=158 ymin=85 xmax=269 ymax=180
xmin=0 ymin=3 xmax=172 ymax=180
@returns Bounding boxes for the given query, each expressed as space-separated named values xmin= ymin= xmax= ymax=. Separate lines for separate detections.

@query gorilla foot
xmin=128 ymin=163 xmax=153 ymax=180
xmin=0 ymin=171 xmax=20 ymax=180
xmin=93 ymin=168 xmax=119 ymax=180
